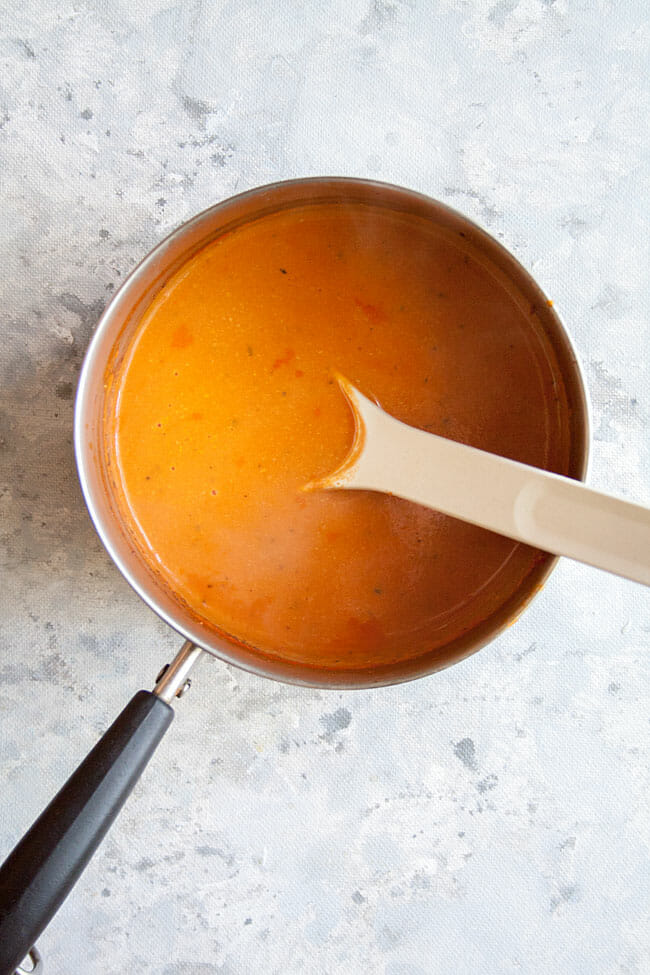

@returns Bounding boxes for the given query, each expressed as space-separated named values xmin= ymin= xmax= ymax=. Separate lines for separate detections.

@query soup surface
xmin=109 ymin=201 xmax=572 ymax=671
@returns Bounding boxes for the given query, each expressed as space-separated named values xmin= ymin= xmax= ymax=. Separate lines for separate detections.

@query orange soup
xmin=108 ymin=201 xmax=572 ymax=670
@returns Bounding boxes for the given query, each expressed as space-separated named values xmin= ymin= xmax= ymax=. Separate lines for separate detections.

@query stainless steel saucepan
xmin=0 ymin=178 xmax=590 ymax=974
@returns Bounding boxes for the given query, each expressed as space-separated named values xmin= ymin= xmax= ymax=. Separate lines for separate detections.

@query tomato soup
xmin=108 ymin=201 xmax=572 ymax=670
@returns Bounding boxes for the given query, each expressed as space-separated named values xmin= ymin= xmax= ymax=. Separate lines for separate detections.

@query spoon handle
xmin=332 ymin=386 xmax=650 ymax=587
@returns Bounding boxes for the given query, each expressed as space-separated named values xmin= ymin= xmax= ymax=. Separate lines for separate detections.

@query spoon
xmin=309 ymin=377 xmax=650 ymax=587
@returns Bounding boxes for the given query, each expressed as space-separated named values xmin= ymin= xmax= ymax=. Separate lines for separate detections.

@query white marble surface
xmin=1 ymin=1 xmax=650 ymax=972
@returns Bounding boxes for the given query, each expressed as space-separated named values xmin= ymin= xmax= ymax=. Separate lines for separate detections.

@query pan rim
xmin=74 ymin=176 xmax=592 ymax=689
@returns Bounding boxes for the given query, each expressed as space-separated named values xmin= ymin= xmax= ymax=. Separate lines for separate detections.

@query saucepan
xmin=0 ymin=178 xmax=590 ymax=974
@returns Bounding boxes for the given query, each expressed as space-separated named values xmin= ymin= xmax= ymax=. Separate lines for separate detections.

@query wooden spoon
xmin=308 ymin=377 xmax=650 ymax=587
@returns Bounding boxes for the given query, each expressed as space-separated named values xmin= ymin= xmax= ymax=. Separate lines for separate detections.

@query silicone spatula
xmin=311 ymin=377 xmax=650 ymax=587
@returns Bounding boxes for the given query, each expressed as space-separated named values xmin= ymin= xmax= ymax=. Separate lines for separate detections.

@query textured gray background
xmin=2 ymin=1 xmax=650 ymax=973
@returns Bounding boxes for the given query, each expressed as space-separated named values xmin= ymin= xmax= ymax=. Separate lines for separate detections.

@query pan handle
xmin=14 ymin=947 xmax=42 ymax=975
xmin=0 ymin=641 xmax=203 ymax=975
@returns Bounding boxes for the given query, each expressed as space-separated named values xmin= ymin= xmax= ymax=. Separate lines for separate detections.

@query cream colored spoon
xmin=310 ymin=377 xmax=650 ymax=587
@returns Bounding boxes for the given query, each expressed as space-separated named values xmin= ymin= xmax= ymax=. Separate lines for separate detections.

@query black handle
xmin=0 ymin=690 xmax=173 ymax=975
